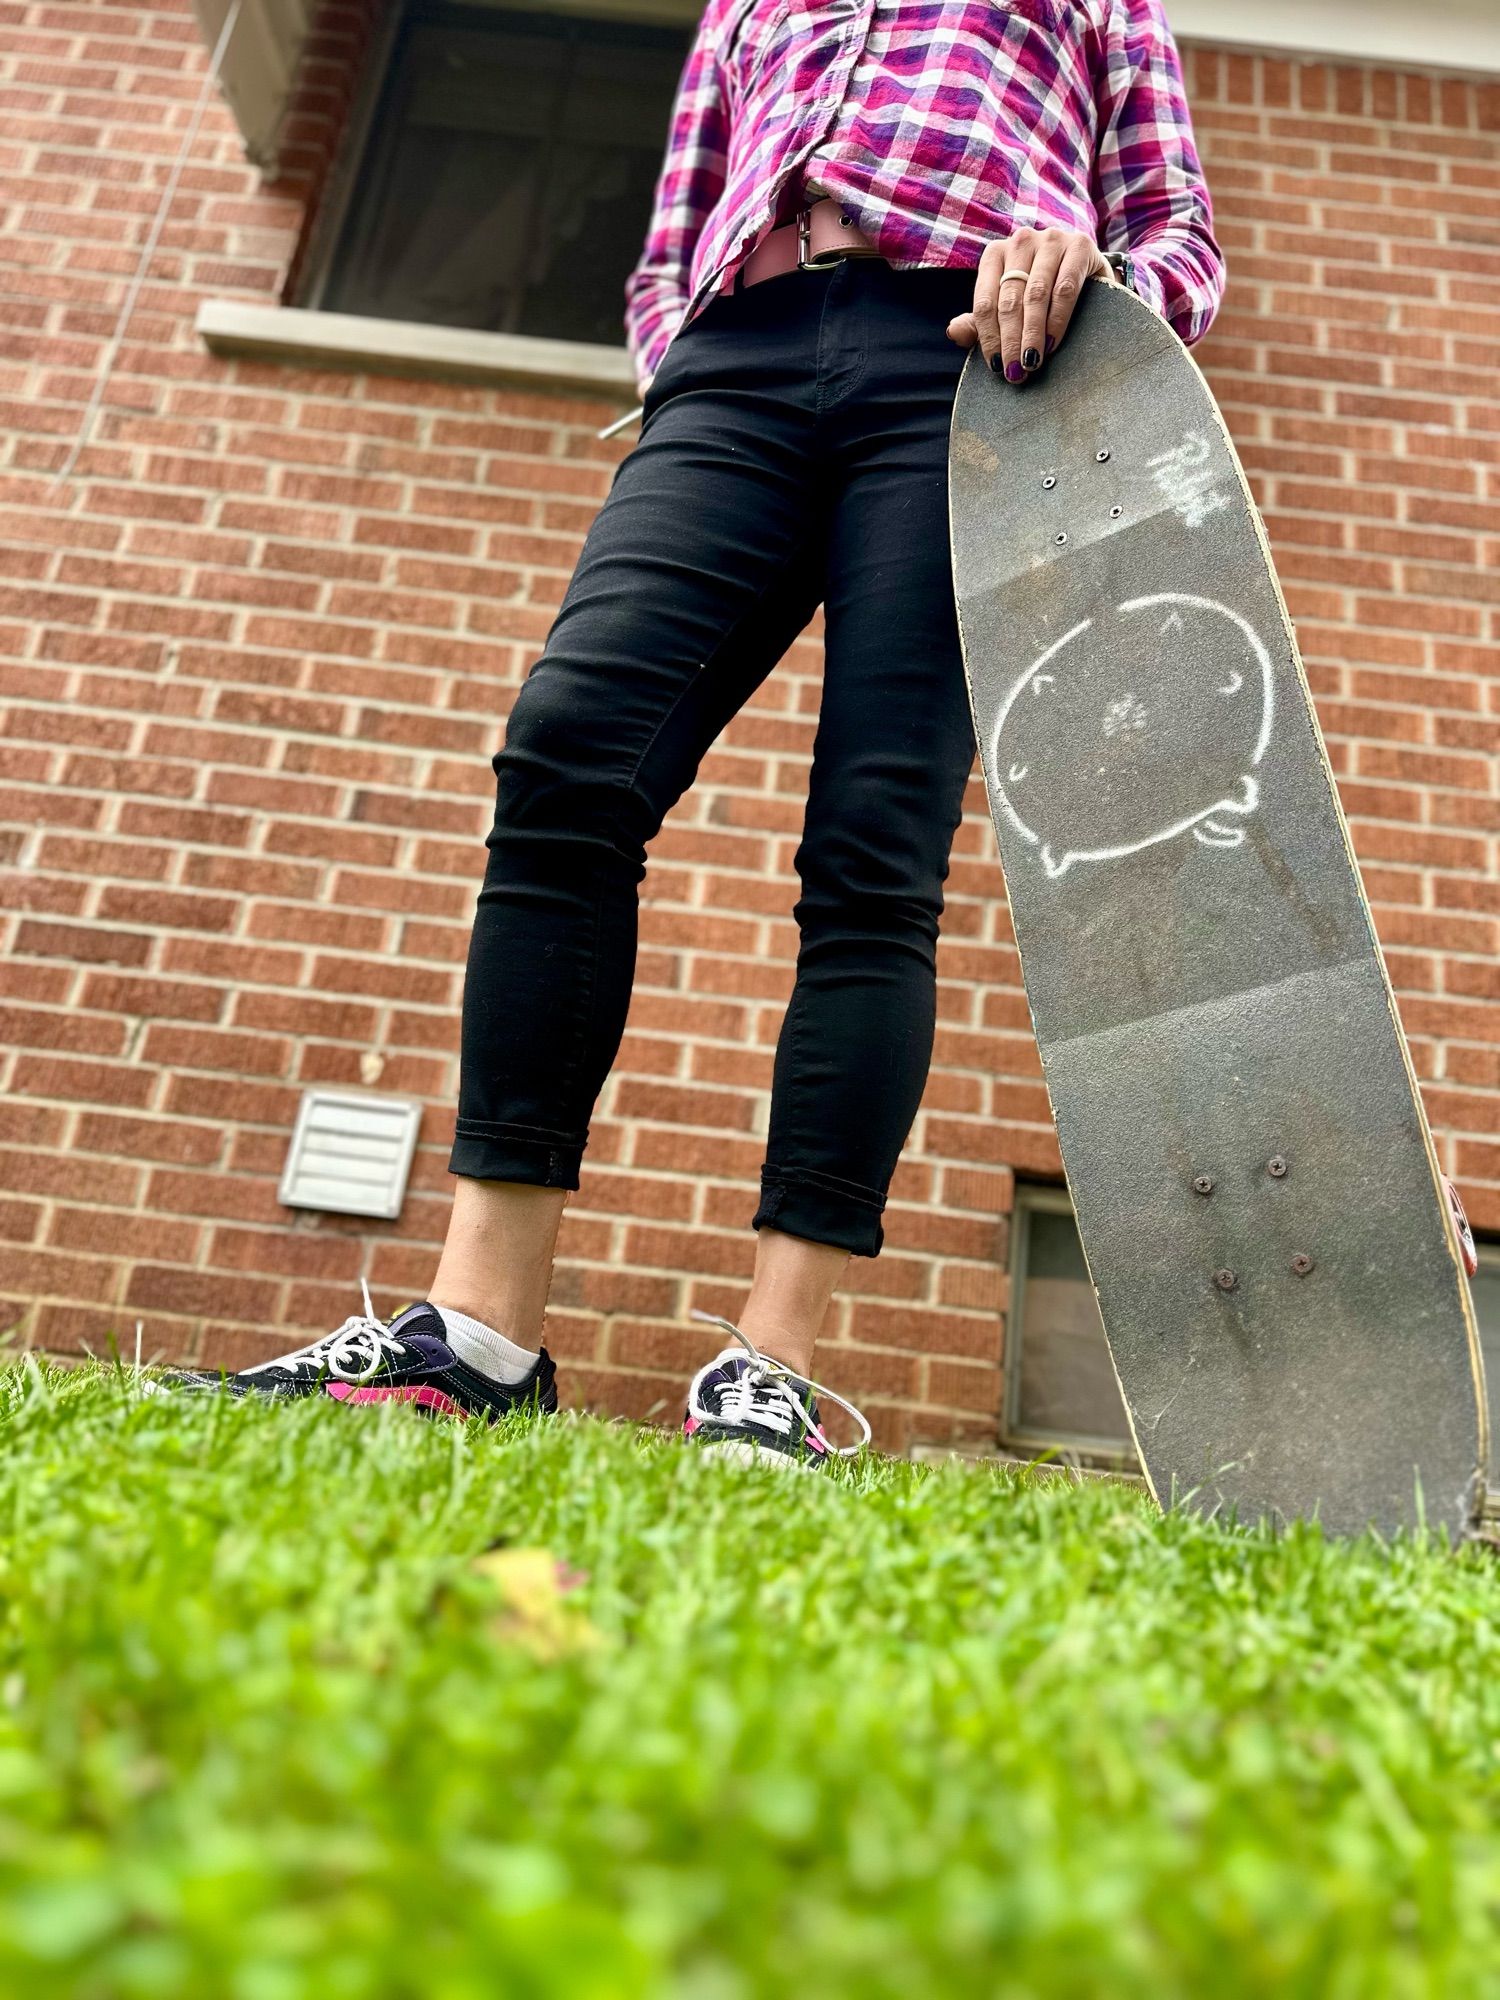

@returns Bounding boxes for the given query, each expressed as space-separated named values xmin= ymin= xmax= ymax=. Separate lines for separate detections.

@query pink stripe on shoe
xmin=325 ymin=1382 xmax=465 ymax=1418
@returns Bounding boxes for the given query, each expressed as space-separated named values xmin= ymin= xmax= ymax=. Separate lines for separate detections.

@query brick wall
xmin=1 ymin=3 xmax=1496 ymax=1452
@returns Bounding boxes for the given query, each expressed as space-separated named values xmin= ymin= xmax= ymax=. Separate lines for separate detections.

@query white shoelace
xmin=242 ymin=1279 xmax=406 ymax=1385
xmin=687 ymin=1311 xmax=871 ymax=1458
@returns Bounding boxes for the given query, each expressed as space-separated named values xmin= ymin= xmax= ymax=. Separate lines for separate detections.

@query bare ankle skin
xmin=734 ymin=1226 xmax=849 ymax=1379
xmin=428 ymin=1178 xmax=567 ymax=1352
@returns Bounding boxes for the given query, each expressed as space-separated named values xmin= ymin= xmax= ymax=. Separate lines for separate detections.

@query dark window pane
xmin=1471 ymin=1253 xmax=1500 ymax=1487
xmin=1008 ymin=1197 xmax=1135 ymax=1456
xmin=319 ymin=5 xmax=691 ymax=346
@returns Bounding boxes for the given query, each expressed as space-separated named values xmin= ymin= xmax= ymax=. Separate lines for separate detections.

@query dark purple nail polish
xmin=1044 ymin=335 xmax=1056 ymax=357
xmin=1022 ymin=347 xmax=1041 ymax=371
xmin=990 ymin=354 xmax=1005 ymax=374
xmin=1006 ymin=361 xmax=1025 ymax=384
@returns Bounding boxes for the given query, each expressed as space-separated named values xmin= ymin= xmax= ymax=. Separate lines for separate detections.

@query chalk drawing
xmin=988 ymin=593 xmax=1274 ymax=879
xmin=1147 ymin=432 xmax=1230 ymax=531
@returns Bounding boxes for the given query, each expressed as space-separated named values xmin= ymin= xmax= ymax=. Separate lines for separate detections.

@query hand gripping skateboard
xmin=948 ymin=282 xmax=1486 ymax=1539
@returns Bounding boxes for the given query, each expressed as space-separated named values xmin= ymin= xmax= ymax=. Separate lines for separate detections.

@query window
xmin=1004 ymin=1185 xmax=1136 ymax=1464
xmin=1472 ymin=1246 xmax=1500 ymax=1493
xmin=307 ymin=1 xmax=694 ymax=347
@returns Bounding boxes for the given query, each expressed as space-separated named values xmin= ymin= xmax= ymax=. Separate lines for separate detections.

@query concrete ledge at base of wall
xmin=196 ymin=301 xmax=639 ymax=403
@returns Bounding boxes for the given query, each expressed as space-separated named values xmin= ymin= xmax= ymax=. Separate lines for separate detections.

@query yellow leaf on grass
xmin=470 ymin=1548 xmax=602 ymax=1661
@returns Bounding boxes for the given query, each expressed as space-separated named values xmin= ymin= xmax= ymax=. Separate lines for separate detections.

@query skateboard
xmin=948 ymin=282 xmax=1487 ymax=1539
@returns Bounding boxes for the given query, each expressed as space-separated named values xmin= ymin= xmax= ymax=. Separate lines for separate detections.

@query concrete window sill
xmin=195 ymin=302 xmax=638 ymax=402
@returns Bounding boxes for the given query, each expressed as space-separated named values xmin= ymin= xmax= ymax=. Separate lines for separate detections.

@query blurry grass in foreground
xmin=0 ymin=1360 xmax=1496 ymax=1997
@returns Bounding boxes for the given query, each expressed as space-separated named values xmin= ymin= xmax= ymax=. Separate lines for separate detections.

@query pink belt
xmin=740 ymin=197 xmax=882 ymax=288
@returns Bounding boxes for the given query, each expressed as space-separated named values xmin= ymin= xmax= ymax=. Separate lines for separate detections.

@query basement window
xmin=1472 ymin=1247 xmax=1500 ymax=1493
xmin=1005 ymin=1184 xmax=1136 ymax=1465
xmin=302 ymin=0 xmax=695 ymax=348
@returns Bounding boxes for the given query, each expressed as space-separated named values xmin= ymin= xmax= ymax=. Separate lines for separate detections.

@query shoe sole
xmin=695 ymin=1439 xmax=821 ymax=1475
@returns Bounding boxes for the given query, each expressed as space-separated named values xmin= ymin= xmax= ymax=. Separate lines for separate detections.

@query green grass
xmin=0 ymin=1364 xmax=1497 ymax=1998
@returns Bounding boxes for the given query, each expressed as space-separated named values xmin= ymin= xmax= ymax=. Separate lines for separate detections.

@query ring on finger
xmin=999 ymin=271 xmax=1030 ymax=286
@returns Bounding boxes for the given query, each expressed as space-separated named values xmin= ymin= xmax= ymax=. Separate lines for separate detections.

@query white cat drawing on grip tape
xmin=991 ymin=592 xmax=1275 ymax=880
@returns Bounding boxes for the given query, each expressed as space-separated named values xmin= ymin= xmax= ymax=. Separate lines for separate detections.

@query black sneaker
xmin=153 ymin=1284 xmax=557 ymax=1422
xmin=681 ymin=1312 xmax=870 ymax=1472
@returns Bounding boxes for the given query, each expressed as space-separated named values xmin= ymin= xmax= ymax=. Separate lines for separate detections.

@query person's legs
xmin=434 ymin=279 xmax=835 ymax=1348
xmin=746 ymin=265 xmax=978 ymax=1370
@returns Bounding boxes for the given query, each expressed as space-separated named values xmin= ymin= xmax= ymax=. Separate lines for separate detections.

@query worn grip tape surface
xmin=949 ymin=282 xmax=1486 ymax=1538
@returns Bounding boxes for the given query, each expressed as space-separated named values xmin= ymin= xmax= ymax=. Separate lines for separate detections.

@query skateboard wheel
xmin=1291 ymin=1253 xmax=1314 ymax=1276
xmin=1192 ymin=1174 xmax=1214 ymax=1196
xmin=1267 ymin=1155 xmax=1288 ymax=1178
xmin=1213 ymin=1268 xmax=1237 ymax=1292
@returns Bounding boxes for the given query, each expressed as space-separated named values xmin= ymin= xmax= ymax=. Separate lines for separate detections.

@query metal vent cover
xmin=278 ymin=1089 xmax=423 ymax=1221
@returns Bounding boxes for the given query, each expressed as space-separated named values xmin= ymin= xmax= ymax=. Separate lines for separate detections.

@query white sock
xmin=433 ymin=1305 xmax=539 ymax=1386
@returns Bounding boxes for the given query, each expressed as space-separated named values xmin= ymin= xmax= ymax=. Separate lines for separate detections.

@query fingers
xmin=993 ymin=234 xmax=1034 ymax=382
xmin=1017 ymin=233 xmax=1066 ymax=379
xmin=970 ymin=230 xmax=1113 ymax=386
xmin=1044 ymin=236 xmax=1105 ymax=359
xmin=970 ymin=239 xmax=1010 ymax=375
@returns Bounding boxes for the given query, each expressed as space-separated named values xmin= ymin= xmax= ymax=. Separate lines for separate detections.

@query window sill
xmin=195 ymin=303 xmax=638 ymax=402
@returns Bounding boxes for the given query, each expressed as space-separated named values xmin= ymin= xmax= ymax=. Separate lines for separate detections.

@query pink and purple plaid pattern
xmin=625 ymin=0 xmax=1225 ymax=384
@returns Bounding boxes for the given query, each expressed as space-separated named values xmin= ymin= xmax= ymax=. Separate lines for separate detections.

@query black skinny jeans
xmin=450 ymin=260 xmax=979 ymax=1256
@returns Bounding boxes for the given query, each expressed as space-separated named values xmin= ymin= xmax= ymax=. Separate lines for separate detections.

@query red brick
xmin=48 ymin=1206 xmax=202 ymax=1262
xmin=13 ymin=919 xmax=152 ymax=965
xmin=206 ymin=1225 xmax=363 ymax=1281
xmin=125 ymin=1264 xmax=279 ymax=1322
xmin=97 ymin=885 xmax=239 ymax=932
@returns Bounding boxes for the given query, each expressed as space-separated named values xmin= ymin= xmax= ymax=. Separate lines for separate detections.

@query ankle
xmin=736 ymin=1322 xmax=815 ymax=1380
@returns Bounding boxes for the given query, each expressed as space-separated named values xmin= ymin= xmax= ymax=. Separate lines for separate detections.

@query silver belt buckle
xmin=796 ymin=207 xmax=818 ymax=270
xmin=797 ymin=205 xmax=842 ymax=271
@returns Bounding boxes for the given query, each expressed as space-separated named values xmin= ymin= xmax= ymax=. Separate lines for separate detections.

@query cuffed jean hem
xmin=449 ymin=1119 xmax=583 ymax=1190
xmin=751 ymin=1167 xmax=887 ymax=1259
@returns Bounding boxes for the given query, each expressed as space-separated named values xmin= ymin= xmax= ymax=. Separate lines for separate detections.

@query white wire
xmin=48 ymin=0 xmax=245 ymax=494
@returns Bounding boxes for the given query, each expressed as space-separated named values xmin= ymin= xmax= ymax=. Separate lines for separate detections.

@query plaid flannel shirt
xmin=625 ymin=0 xmax=1225 ymax=385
